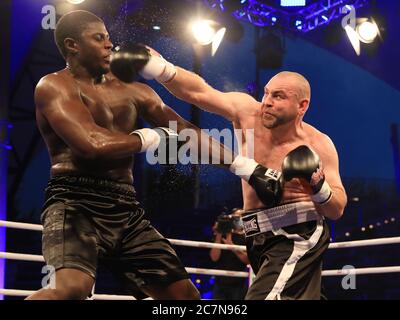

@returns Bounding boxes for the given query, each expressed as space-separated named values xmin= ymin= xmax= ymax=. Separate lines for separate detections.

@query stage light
xmin=152 ymin=25 xmax=161 ymax=31
xmin=191 ymin=20 xmax=216 ymax=45
xmin=345 ymin=18 xmax=381 ymax=56
xmin=345 ymin=25 xmax=360 ymax=56
xmin=212 ymin=27 xmax=226 ymax=56
xmin=281 ymin=0 xmax=306 ymax=7
xmin=295 ymin=20 xmax=302 ymax=30
xmin=191 ymin=19 xmax=226 ymax=55
xmin=67 ymin=0 xmax=85 ymax=4
xmin=357 ymin=20 xmax=379 ymax=43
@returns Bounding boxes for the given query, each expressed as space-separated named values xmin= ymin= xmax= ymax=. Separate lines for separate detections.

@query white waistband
xmin=241 ymin=202 xmax=321 ymax=238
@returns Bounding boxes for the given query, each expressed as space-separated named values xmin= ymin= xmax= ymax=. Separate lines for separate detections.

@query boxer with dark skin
xmin=28 ymin=10 xmax=279 ymax=300
xmin=28 ymin=10 xmax=200 ymax=300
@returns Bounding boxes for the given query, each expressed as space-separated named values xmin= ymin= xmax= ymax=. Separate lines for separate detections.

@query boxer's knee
xmin=53 ymin=268 xmax=94 ymax=299
xmin=144 ymin=279 xmax=201 ymax=300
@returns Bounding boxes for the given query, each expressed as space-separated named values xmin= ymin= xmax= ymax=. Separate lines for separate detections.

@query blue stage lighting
xmin=281 ymin=0 xmax=306 ymax=6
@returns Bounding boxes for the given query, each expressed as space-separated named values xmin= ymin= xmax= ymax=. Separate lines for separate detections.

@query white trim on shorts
xmin=265 ymin=219 xmax=324 ymax=300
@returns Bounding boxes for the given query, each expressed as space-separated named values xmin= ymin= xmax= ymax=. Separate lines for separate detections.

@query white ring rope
xmin=0 ymin=220 xmax=43 ymax=232
xmin=2 ymin=219 xmax=400 ymax=250
xmin=1 ymin=219 xmax=400 ymax=298
xmin=321 ymin=266 xmax=400 ymax=276
xmin=2 ymin=250 xmax=400 ymax=277
xmin=0 ymin=251 xmax=249 ymax=278
xmin=0 ymin=289 xmax=137 ymax=300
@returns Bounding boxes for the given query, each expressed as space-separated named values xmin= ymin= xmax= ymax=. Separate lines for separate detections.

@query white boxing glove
xmin=140 ymin=46 xmax=177 ymax=83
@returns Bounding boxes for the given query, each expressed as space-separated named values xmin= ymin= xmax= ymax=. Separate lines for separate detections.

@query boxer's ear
xmin=298 ymin=99 xmax=309 ymax=116
xmin=64 ymin=38 xmax=78 ymax=56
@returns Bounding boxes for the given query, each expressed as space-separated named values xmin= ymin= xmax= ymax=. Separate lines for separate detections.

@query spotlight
xmin=357 ymin=20 xmax=379 ymax=43
xmin=281 ymin=0 xmax=306 ymax=6
xmin=153 ymin=25 xmax=161 ymax=31
xmin=345 ymin=17 xmax=381 ymax=56
xmin=295 ymin=19 xmax=302 ymax=30
xmin=191 ymin=19 xmax=226 ymax=55
xmin=191 ymin=20 xmax=216 ymax=45
xmin=67 ymin=0 xmax=85 ymax=4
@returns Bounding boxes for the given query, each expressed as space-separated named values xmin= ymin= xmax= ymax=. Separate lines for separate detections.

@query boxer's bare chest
xmin=75 ymin=78 xmax=138 ymax=133
xmin=238 ymin=116 xmax=318 ymax=170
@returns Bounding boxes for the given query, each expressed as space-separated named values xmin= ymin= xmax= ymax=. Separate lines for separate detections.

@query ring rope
xmin=3 ymin=220 xmax=399 ymax=299
xmin=1 ymin=219 xmax=400 ymax=250
xmin=2 ymin=251 xmax=400 ymax=276
xmin=0 ymin=251 xmax=249 ymax=278
xmin=0 ymin=289 xmax=137 ymax=300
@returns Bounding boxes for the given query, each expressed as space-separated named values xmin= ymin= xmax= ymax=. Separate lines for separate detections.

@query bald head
xmin=269 ymin=71 xmax=311 ymax=102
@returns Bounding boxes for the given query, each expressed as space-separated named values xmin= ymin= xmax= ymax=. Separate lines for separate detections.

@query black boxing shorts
xmin=40 ymin=174 xmax=189 ymax=299
xmin=242 ymin=201 xmax=330 ymax=300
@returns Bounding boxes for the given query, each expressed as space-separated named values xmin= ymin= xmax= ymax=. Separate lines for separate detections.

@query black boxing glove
xmin=110 ymin=44 xmax=176 ymax=83
xmin=282 ymin=145 xmax=332 ymax=204
xmin=230 ymin=156 xmax=283 ymax=207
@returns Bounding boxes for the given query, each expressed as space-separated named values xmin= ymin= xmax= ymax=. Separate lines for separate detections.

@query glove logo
xmin=310 ymin=165 xmax=324 ymax=187
xmin=265 ymin=168 xmax=281 ymax=181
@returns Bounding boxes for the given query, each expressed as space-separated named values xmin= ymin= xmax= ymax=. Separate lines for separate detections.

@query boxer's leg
xmin=27 ymin=179 xmax=99 ymax=300
xmin=26 ymin=268 xmax=94 ymax=300
xmin=143 ymin=279 xmax=200 ymax=300
xmin=116 ymin=203 xmax=200 ymax=300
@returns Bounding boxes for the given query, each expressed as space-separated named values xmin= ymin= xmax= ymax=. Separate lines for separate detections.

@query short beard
xmin=262 ymin=114 xmax=293 ymax=129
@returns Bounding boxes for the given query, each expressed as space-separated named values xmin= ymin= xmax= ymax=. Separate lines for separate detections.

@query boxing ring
xmin=1 ymin=219 xmax=400 ymax=299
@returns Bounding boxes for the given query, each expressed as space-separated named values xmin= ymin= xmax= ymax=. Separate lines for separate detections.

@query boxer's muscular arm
xmin=314 ymin=136 xmax=347 ymax=220
xmin=137 ymin=84 xmax=234 ymax=169
xmin=35 ymin=74 xmax=142 ymax=159
xmin=163 ymin=67 xmax=256 ymax=122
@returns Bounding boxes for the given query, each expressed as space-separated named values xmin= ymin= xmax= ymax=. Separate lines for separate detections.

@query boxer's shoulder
xmin=36 ymin=69 xmax=69 ymax=88
xmin=35 ymin=70 xmax=77 ymax=106
xmin=302 ymin=123 xmax=337 ymax=158
xmin=303 ymin=122 xmax=331 ymax=141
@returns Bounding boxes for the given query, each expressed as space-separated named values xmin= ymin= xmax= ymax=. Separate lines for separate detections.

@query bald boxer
xmin=27 ymin=11 xmax=283 ymax=300
xmin=111 ymin=47 xmax=347 ymax=299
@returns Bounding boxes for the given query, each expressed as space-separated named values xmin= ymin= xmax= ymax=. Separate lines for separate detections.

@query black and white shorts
xmin=242 ymin=202 xmax=330 ymax=300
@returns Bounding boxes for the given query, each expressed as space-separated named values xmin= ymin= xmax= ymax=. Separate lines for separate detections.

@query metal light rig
xmin=203 ymin=0 xmax=369 ymax=32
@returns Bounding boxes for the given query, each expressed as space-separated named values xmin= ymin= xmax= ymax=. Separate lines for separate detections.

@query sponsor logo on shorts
xmin=243 ymin=217 xmax=261 ymax=236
